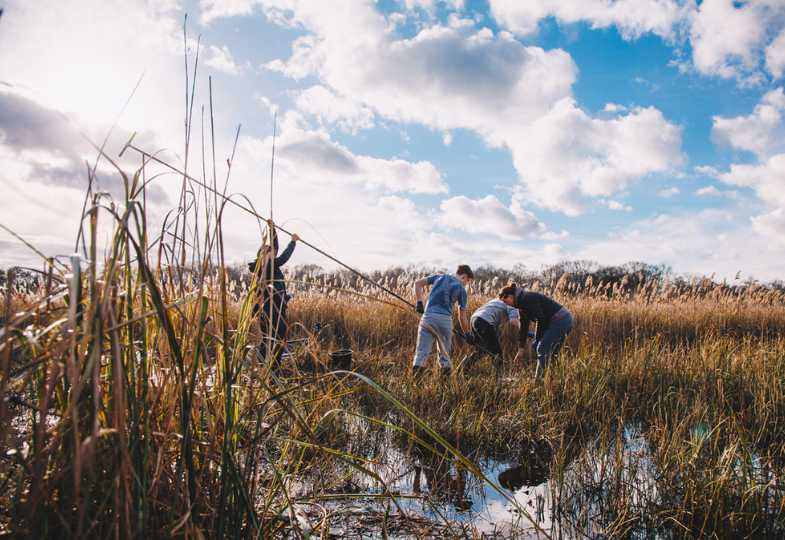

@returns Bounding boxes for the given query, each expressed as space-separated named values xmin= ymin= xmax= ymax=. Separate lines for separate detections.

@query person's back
xmin=424 ymin=274 xmax=467 ymax=316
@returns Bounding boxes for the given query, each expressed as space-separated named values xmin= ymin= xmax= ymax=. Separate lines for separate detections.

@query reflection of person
xmin=468 ymin=298 xmax=520 ymax=369
xmin=249 ymin=222 xmax=300 ymax=362
xmin=413 ymin=463 xmax=472 ymax=511
xmin=498 ymin=283 xmax=574 ymax=374
xmin=412 ymin=265 xmax=474 ymax=376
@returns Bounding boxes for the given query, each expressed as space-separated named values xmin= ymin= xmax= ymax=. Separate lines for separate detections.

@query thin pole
xmin=119 ymin=138 xmax=415 ymax=309
xmin=270 ymin=110 xmax=277 ymax=225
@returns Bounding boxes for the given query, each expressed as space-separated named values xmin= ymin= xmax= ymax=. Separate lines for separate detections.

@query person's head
xmin=498 ymin=282 xmax=518 ymax=306
xmin=455 ymin=264 xmax=473 ymax=286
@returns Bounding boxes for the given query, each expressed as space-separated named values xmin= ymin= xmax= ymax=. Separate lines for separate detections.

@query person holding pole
xmin=412 ymin=265 xmax=474 ymax=377
xmin=498 ymin=283 xmax=574 ymax=376
xmin=249 ymin=221 xmax=300 ymax=364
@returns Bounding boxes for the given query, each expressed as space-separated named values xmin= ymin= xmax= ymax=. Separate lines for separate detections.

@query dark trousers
xmin=258 ymin=299 xmax=288 ymax=361
xmin=470 ymin=317 xmax=503 ymax=364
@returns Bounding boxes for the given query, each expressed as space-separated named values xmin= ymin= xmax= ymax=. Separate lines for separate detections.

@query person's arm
xmin=514 ymin=314 xmax=532 ymax=364
xmin=414 ymin=277 xmax=429 ymax=313
xmin=414 ymin=277 xmax=429 ymax=302
xmin=274 ymin=233 xmax=299 ymax=266
xmin=458 ymin=309 xmax=470 ymax=334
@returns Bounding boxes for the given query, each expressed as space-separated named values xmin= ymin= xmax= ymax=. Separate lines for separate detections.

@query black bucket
xmin=329 ymin=349 xmax=353 ymax=370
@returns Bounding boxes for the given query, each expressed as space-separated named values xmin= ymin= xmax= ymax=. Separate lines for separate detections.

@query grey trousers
xmin=413 ymin=312 xmax=453 ymax=369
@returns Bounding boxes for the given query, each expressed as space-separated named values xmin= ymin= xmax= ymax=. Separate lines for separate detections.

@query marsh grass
xmin=2 ymin=63 xmax=785 ymax=539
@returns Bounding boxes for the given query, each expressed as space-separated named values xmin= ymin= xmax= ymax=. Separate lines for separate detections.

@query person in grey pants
xmin=498 ymin=282 xmax=574 ymax=375
xmin=412 ymin=265 xmax=474 ymax=376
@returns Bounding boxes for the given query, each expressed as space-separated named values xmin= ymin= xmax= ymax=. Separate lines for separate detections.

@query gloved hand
xmin=464 ymin=332 xmax=474 ymax=344
xmin=531 ymin=340 xmax=538 ymax=350
xmin=416 ymin=301 xmax=424 ymax=314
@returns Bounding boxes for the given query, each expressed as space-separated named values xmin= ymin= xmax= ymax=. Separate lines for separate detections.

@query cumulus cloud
xmin=489 ymin=0 xmax=785 ymax=85
xmin=765 ymin=29 xmax=785 ymax=79
xmin=240 ymin=126 xmax=449 ymax=195
xmin=573 ymin=209 xmax=785 ymax=281
xmin=243 ymin=0 xmax=683 ymax=215
xmin=712 ymin=88 xmax=785 ymax=159
xmin=696 ymin=185 xmax=722 ymax=196
xmin=720 ymin=154 xmax=785 ymax=209
xmin=659 ymin=186 xmax=679 ymax=197
xmin=205 ymin=45 xmax=242 ymax=75
xmin=295 ymin=85 xmax=375 ymax=132
xmin=487 ymin=0 xmax=688 ymax=40
xmin=688 ymin=0 xmax=767 ymax=83
xmin=437 ymin=195 xmax=557 ymax=239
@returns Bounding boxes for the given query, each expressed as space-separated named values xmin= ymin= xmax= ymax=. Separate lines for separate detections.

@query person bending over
xmin=467 ymin=297 xmax=520 ymax=371
xmin=412 ymin=265 xmax=474 ymax=377
xmin=498 ymin=283 xmax=574 ymax=376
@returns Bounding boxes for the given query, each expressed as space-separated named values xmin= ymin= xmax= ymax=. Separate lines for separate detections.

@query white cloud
xmin=510 ymin=101 xmax=683 ymax=215
xmin=295 ymin=85 xmax=375 ymax=132
xmin=688 ymin=0 xmax=767 ymax=83
xmin=246 ymin=0 xmax=683 ymax=215
xmin=720 ymin=154 xmax=785 ymax=209
xmin=765 ymin=29 xmax=785 ymax=79
xmin=604 ymin=103 xmax=628 ymax=113
xmin=659 ymin=186 xmax=679 ymax=197
xmin=696 ymin=185 xmax=722 ymax=196
xmin=200 ymin=0 xmax=259 ymax=24
xmin=437 ymin=195 xmax=555 ymax=239
xmin=751 ymin=208 xmax=785 ymax=238
xmin=695 ymin=165 xmax=720 ymax=176
xmin=599 ymin=199 xmax=633 ymax=211
xmin=712 ymin=88 xmax=785 ymax=159
xmin=487 ymin=0 xmax=688 ymax=40
xmin=0 ymin=0 xmax=185 ymax=134
xmin=241 ymin=126 xmax=449 ymax=195
xmin=205 ymin=45 xmax=242 ymax=75
xmin=488 ymin=0 xmax=785 ymax=85
xmin=574 ymin=209 xmax=785 ymax=281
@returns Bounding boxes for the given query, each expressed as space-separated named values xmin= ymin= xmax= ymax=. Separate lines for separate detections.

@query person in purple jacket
xmin=498 ymin=282 xmax=574 ymax=375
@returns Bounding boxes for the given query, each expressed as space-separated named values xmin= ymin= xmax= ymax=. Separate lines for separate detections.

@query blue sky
xmin=1 ymin=0 xmax=785 ymax=281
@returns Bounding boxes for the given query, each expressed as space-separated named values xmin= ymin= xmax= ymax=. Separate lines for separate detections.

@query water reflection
xmin=413 ymin=460 xmax=473 ymax=511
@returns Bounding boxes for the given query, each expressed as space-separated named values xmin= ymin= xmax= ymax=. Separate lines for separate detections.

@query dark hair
xmin=455 ymin=264 xmax=474 ymax=280
xmin=498 ymin=282 xmax=518 ymax=300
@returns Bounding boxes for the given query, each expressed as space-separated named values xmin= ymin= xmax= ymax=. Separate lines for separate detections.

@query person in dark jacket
xmin=498 ymin=282 xmax=574 ymax=374
xmin=249 ymin=221 xmax=300 ymax=362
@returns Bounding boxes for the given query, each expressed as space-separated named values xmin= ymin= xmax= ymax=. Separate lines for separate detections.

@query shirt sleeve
xmin=507 ymin=305 xmax=519 ymax=323
xmin=274 ymin=240 xmax=296 ymax=267
xmin=458 ymin=288 xmax=467 ymax=311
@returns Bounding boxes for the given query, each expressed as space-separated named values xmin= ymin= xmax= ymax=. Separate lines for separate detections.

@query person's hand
xmin=464 ymin=332 xmax=474 ymax=344
xmin=415 ymin=301 xmax=424 ymax=314
xmin=291 ymin=233 xmax=300 ymax=242
xmin=514 ymin=350 xmax=524 ymax=365
xmin=531 ymin=339 xmax=538 ymax=350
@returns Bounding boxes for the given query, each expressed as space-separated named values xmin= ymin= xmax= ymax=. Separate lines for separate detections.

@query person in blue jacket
xmin=412 ymin=264 xmax=474 ymax=377
xmin=498 ymin=282 xmax=574 ymax=375
xmin=249 ymin=221 xmax=300 ymax=361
